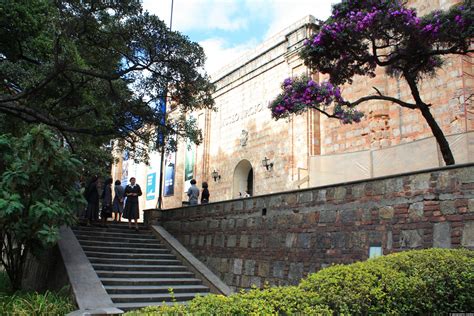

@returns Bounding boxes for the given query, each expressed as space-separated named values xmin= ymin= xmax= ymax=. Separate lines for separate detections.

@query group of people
xmin=83 ymin=176 xmax=142 ymax=230
xmin=84 ymin=176 xmax=209 ymax=223
xmin=187 ymin=179 xmax=210 ymax=205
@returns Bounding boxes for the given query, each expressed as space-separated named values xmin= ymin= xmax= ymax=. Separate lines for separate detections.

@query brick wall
xmin=146 ymin=164 xmax=474 ymax=291
xmin=320 ymin=0 xmax=473 ymax=155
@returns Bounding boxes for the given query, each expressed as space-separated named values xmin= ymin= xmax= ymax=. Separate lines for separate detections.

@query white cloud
xmin=141 ymin=0 xmax=341 ymax=74
xmin=199 ymin=37 xmax=258 ymax=77
xmin=262 ymin=0 xmax=338 ymax=39
xmin=142 ymin=0 xmax=249 ymax=32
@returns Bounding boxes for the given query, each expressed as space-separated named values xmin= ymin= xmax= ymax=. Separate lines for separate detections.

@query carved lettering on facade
xmin=222 ymin=102 xmax=266 ymax=127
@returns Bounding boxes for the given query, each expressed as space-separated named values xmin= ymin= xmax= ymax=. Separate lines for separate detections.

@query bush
xmin=0 ymin=271 xmax=75 ymax=315
xmin=300 ymin=248 xmax=474 ymax=314
xmin=125 ymin=289 xmax=330 ymax=316
xmin=376 ymin=248 xmax=474 ymax=313
xmin=0 ymin=126 xmax=84 ymax=289
xmin=126 ymin=249 xmax=474 ymax=315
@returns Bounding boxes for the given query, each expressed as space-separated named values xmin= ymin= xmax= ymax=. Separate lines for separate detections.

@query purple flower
xmin=313 ymin=34 xmax=323 ymax=46
xmin=455 ymin=15 xmax=464 ymax=26
xmin=423 ymin=24 xmax=433 ymax=32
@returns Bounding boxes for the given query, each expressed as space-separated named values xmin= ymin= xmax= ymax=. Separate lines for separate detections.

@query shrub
xmin=299 ymin=260 xmax=421 ymax=314
xmin=375 ymin=248 xmax=474 ymax=313
xmin=300 ymin=248 xmax=474 ymax=314
xmin=126 ymin=249 xmax=474 ymax=315
xmin=0 ymin=271 xmax=75 ymax=316
xmin=0 ymin=126 xmax=84 ymax=290
xmin=125 ymin=289 xmax=330 ymax=316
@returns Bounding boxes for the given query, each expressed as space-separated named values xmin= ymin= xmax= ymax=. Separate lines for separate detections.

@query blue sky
xmin=142 ymin=0 xmax=339 ymax=76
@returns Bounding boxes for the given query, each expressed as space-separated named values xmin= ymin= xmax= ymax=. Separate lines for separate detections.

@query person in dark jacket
xmin=100 ymin=178 xmax=113 ymax=227
xmin=112 ymin=180 xmax=125 ymax=222
xmin=201 ymin=181 xmax=210 ymax=204
xmin=123 ymin=177 xmax=142 ymax=230
xmin=84 ymin=175 xmax=99 ymax=226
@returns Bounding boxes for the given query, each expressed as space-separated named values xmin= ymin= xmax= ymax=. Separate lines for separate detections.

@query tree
xmin=0 ymin=0 xmax=215 ymax=290
xmin=0 ymin=125 xmax=84 ymax=290
xmin=269 ymin=0 xmax=473 ymax=165
xmin=0 ymin=0 xmax=215 ymax=162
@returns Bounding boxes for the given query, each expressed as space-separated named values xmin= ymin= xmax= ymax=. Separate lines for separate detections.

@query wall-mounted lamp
xmin=261 ymin=157 xmax=274 ymax=171
xmin=211 ymin=170 xmax=221 ymax=182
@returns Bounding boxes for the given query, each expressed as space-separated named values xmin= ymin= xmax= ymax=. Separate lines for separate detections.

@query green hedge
xmin=126 ymin=248 xmax=474 ymax=315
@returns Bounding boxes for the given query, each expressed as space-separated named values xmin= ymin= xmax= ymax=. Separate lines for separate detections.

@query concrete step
xmin=105 ymin=223 xmax=147 ymax=230
xmin=84 ymin=251 xmax=176 ymax=260
xmin=81 ymin=245 xmax=171 ymax=254
xmin=113 ymin=301 xmax=189 ymax=312
xmin=93 ymin=263 xmax=188 ymax=272
xmin=88 ymin=257 xmax=181 ymax=266
xmin=71 ymin=224 xmax=212 ymax=311
xmin=73 ymin=230 xmax=156 ymax=239
xmin=96 ymin=270 xmax=195 ymax=279
xmin=110 ymin=292 xmax=209 ymax=303
xmin=100 ymin=278 xmax=203 ymax=286
xmin=77 ymin=240 xmax=165 ymax=249
xmin=73 ymin=226 xmax=151 ymax=235
xmin=75 ymin=234 xmax=161 ymax=244
xmin=104 ymin=285 xmax=209 ymax=294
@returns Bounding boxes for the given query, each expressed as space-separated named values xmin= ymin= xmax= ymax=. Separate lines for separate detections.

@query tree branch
xmin=0 ymin=101 xmax=116 ymax=136
xmin=343 ymin=92 xmax=418 ymax=109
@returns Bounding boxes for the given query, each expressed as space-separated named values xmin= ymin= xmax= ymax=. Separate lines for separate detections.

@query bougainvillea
xmin=270 ymin=0 xmax=473 ymax=165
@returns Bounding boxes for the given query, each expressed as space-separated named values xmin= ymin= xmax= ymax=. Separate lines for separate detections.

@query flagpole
xmin=156 ymin=0 xmax=174 ymax=210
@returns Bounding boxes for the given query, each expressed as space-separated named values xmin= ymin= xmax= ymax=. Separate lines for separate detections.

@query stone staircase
xmin=72 ymin=223 xmax=210 ymax=311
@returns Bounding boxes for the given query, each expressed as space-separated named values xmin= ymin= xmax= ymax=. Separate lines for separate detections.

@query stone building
xmin=112 ymin=0 xmax=473 ymax=211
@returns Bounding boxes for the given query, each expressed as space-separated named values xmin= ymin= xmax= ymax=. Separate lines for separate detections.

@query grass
xmin=0 ymin=270 xmax=76 ymax=316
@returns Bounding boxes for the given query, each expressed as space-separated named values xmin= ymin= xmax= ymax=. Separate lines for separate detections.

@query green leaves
xmin=36 ymin=224 xmax=59 ymax=247
xmin=0 ymin=0 xmax=215 ymax=164
xmin=126 ymin=249 xmax=474 ymax=315
xmin=0 ymin=192 xmax=23 ymax=217
xmin=0 ymin=126 xmax=83 ymax=289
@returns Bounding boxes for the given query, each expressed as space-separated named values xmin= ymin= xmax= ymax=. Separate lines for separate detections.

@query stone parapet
xmin=145 ymin=163 xmax=474 ymax=291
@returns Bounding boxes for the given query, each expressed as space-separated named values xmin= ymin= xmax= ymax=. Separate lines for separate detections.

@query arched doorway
xmin=233 ymin=160 xmax=254 ymax=198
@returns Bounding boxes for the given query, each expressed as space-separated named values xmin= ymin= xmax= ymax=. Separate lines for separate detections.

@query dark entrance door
xmin=247 ymin=168 xmax=253 ymax=196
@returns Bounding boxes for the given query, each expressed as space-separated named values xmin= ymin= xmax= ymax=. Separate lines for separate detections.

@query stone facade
xmin=161 ymin=0 xmax=472 ymax=207
xmin=113 ymin=0 xmax=473 ymax=210
xmin=146 ymin=164 xmax=474 ymax=291
xmin=159 ymin=16 xmax=318 ymax=208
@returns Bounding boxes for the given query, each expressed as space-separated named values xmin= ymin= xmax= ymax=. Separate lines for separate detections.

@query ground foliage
xmin=125 ymin=248 xmax=474 ymax=315
xmin=0 ymin=271 xmax=75 ymax=315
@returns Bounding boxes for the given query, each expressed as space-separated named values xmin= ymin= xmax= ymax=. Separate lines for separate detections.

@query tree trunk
xmin=419 ymin=105 xmax=455 ymax=165
xmin=404 ymin=73 xmax=455 ymax=166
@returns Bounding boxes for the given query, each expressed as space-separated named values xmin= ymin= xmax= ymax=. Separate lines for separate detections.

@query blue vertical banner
xmin=146 ymin=172 xmax=157 ymax=201
xmin=164 ymin=151 xmax=176 ymax=196
xmin=156 ymin=97 xmax=167 ymax=147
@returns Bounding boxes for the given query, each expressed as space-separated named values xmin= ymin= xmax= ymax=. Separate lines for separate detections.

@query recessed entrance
xmin=233 ymin=160 xmax=254 ymax=198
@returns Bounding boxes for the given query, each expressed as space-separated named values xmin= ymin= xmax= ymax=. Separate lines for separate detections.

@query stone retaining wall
xmin=145 ymin=164 xmax=474 ymax=291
